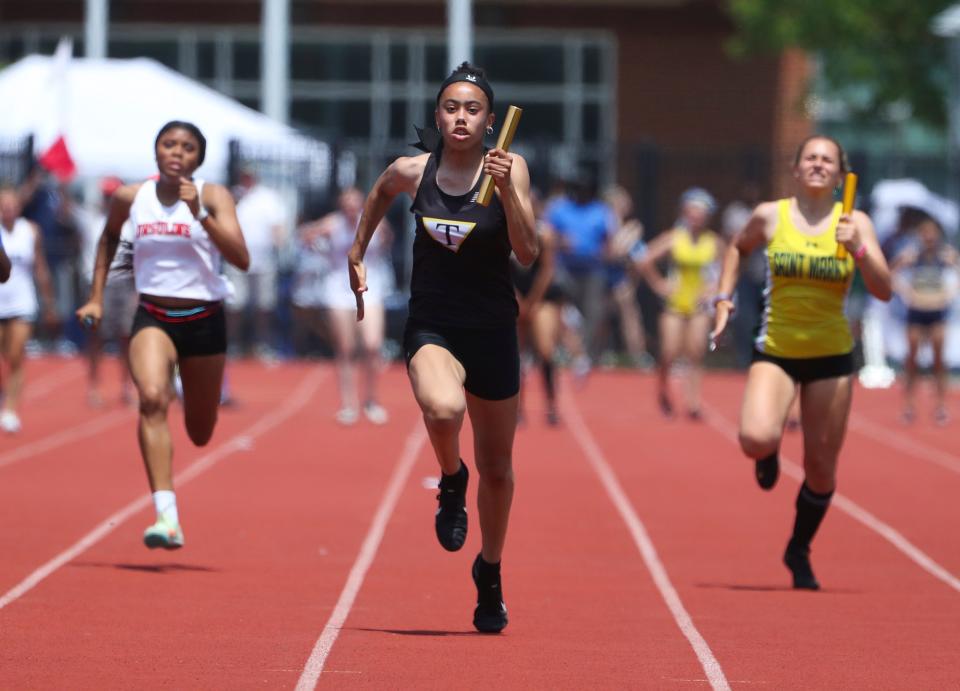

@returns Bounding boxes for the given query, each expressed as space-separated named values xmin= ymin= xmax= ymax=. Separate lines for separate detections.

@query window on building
xmin=0 ymin=25 xmax=616 ymax=187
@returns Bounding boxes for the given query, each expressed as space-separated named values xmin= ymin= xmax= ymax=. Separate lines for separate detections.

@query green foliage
xmin=727 ymin=0 xmax=955 ymax=126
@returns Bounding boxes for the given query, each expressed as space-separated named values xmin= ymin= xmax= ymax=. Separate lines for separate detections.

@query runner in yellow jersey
xmin=640 ymin=188 xmax=721 ymax=420
xmin=711 ymin=136 xmax=892 ymax=590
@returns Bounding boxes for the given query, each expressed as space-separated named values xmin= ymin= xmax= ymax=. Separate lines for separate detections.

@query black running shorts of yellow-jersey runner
xmin=404 ymin=318 xmax=520 ymax=400
xmin=751 ymin=349 xmax=854 ymax=384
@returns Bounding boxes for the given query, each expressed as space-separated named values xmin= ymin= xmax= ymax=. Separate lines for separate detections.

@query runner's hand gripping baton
xmin=477 ymin=105 xmax=523 ymax=207
xmin=836 ymin=172 xmax=857 ymax=260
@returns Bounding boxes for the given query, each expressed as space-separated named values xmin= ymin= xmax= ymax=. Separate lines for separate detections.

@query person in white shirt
xmin=0 ymin=184 xmax=56 ymax=433
xmin=225 ymin=167 xmax=286 ymax=359
xmin=300 ymin=187 xmax=393 ymax=424
xmin=77 ymin=121 xmax=249 ymax=550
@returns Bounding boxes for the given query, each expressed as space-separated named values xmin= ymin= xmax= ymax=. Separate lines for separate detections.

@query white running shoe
xmin=0 ymin=410 xmax=21 ymax=434
xmin=335 ymin=407 xmax=359 ymax=426
xmin=363 ymin=402 xmax=389 ymax=425
xmin=143 ymin=515 xmax=184 ymax=550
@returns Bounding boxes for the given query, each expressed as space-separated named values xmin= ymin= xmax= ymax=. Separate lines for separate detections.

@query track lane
xmin=314 ymin=374 xmax=726 ymax=688
xmin=694 ymin=373 xmax=960 ymax=688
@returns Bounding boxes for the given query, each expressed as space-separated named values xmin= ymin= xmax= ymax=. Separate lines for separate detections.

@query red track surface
xmin=1 ymin=357 xmax=958 ymax=688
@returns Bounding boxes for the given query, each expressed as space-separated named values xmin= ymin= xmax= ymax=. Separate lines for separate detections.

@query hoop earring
xmin=486 ymin=126 xmax=494 ymax=135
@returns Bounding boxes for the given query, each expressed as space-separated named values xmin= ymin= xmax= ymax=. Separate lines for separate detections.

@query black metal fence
xmin=0 ymin=135 xmax=33 ymax=185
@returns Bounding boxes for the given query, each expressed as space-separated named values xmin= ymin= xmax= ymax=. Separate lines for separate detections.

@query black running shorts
xmin=131 ymin=300 xmax=227 ymax=358
xmin=403 ymin=318 xmax=520 ymax=401
xmin=906 ymin=308 xmax=947 ymax=327
xmin=751 ymin=349 xmax=854 ymax=384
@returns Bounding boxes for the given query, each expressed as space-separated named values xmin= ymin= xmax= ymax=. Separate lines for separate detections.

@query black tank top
xmin=408 ymin=152 xmax=517 ymax=328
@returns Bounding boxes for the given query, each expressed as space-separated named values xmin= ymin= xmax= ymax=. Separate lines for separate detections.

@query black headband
xmin=436 ymin=72 xmax=495 ymax=112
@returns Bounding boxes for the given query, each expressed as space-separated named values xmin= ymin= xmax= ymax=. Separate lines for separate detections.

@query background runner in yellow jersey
xmin=639 ymin=187 xmax=722 ymax=420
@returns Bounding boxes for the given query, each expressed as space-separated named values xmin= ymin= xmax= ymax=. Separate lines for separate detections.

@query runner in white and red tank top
xmin=0 ymin=184 xmax=54 ymax=435
xmin=77 ymin=121 xmax=249 ymax=550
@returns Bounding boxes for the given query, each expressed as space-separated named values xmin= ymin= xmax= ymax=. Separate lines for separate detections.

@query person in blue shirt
xmin=547 ymin=170 xmax=617 ymax=364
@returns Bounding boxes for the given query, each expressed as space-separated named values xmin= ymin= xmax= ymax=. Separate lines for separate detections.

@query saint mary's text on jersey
xmin=771 ymin=251 xmax=850 ymax=283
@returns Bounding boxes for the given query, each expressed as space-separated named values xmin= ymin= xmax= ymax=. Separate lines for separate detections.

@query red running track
xmin=1 ymin=357 xmax=958 ymax=688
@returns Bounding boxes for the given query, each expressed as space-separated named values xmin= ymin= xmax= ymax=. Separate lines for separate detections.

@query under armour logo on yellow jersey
xmin=422 ymin=216 xmax=477 ymax=252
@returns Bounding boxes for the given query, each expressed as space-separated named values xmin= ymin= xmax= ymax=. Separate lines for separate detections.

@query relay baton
xmin=836 ymin=172 xmax=857 ymax=260
xmin=477 ymin=105 xmax=523 ymax=207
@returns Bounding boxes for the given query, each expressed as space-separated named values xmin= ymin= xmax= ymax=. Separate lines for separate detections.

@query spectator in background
xmin=882 ymin=206 xmax=931 ymax=261
xmin=891 ymin=216 xmax=959 ymax=425
xmin=0 ymin=184 xmax=57 ymax=432
xmin=721 ymin=182 xmax=764 ymax=369
xmin=226 ymin=166 xmax=287 ymax=360
xmin=291 ymin=206 xmax=332 ymax=356
xmin=75 ymin=177 xmax=137 ymax=407
xmin=301 ymin=187 xmax=393 ymax=425
xmin=604 ymin=184 xmax=653 ymax=368
xmin=548 ymin=169 xmax=616 ymax=368
xmin=18 ymin=168 xmax=78 ymax=354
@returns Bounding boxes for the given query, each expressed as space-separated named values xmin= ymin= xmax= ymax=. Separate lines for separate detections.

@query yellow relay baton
xmin=837 ymin=172 xmax=857 ymax=260
xmin=477 ymin=105 xmax=523 ymax=207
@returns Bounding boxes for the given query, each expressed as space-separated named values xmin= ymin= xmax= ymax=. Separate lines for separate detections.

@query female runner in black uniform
xmin=512 ymin=192 xmax=562 ymax=426
xmin=348 ymin=62 xmax=537 ymax=632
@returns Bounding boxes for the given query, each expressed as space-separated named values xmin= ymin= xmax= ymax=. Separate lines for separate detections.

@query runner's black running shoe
xmin=755 ymin=453 xmax=779 ymax=491
xmin=472 ymin=554 xmax=508 ymax=633
xmin=435 ymin=461 xmax=468 ymax=551
xmin=784 ymin=545 xmax=820 ymax=590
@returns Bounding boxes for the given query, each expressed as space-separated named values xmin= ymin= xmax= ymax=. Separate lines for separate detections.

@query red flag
xmin=38 ymin=135 xmax=76 ymax=182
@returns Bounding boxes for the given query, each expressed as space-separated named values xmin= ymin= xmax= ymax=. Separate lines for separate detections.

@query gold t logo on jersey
xmin=422 ymin=216 xmax=477 ymax=252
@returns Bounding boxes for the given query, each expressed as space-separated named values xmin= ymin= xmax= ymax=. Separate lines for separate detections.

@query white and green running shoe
xmin=143 ymin=516 xmax=184 ymax=550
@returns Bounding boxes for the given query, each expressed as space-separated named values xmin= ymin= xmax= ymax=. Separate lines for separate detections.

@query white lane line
xmin=563 ymin=392 xmax=732 ymax=691
xmin=0 ymin=360 xmax=121 ymax=472
xmin=0 ymin=369 xmax=326 ymax=612
xmin=0 ymin=409 xmax=133 ymax=470
xmin=295 ymin=422 xmax=427 ymax=691
xmin=849 ymin=413 xmax=960 ymax=476
xmin=701 ymin=401 xmax=960 ymax=595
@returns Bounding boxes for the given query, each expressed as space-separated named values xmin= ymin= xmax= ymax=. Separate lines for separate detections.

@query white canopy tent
xmin=0 ymin=53 xmax=329 ymax=185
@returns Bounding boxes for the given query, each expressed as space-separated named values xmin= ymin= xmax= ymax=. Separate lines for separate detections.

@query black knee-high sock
xmin=788 ymin=483 xmax=834 ymax=553
xmin=541 ymin=360 xmax=556 ymax=402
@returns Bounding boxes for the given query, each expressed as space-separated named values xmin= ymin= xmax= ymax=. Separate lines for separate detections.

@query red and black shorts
xmin=131 ymin=298 xmax=227 ymax=358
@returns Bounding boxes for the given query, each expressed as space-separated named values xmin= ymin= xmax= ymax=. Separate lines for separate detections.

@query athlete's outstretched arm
xmin=348 ymin=154 xmax=425 ymax=320
xmin=196 ymin=183 xmax=249 ymax=271
xmin=486 ymin=150 xmax=537 ymax=266
xmin=76 ymin=184 xmax=137 ymax=327
xmin=711 ymin=201 xmax=776 ymax=343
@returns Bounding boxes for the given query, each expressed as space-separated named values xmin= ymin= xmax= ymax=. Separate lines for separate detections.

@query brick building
xmin=1 ymin=0 xmax=812 ymax=229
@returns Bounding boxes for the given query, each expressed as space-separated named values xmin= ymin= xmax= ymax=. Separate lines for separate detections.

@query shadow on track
xmin=351 ymin=627 xmax=484 ymax=637
xmin=695 ymin=582 xmax=862 ymax=594
xmin=71 ymin=561 xmax=219 ymax=574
